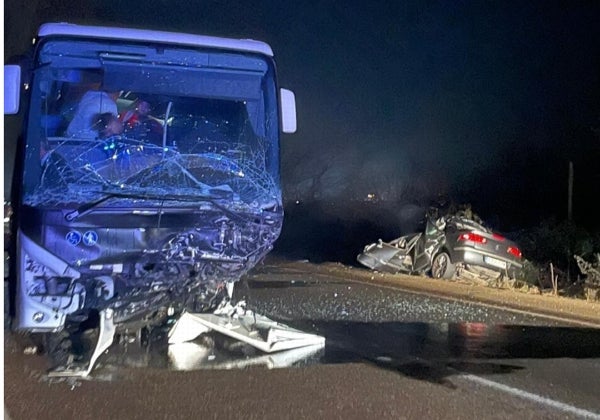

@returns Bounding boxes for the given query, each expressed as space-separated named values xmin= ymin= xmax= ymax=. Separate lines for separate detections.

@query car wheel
xmin=431 ymin=252 xmax=455 ymax=279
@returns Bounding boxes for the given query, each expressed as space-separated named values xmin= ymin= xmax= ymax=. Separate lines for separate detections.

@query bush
xmin=515 ymin=219 xmax=599 ymax=286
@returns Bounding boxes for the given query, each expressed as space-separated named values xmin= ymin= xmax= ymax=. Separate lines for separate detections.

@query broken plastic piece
xmin=168 ymin=306 xmax=325 ymax=353
xmin=168 ymin=341 xmax=324 ymax=370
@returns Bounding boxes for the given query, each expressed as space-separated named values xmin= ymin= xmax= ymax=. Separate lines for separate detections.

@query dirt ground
xmin=262 ymin=257 xmax=600 ymax=327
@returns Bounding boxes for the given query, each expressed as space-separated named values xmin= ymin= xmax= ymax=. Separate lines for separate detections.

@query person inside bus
xmin=66 ymin=89 xmax=121 ymax=138
xmin=121 ymin=99 xmax=163 ymax=143
xmin=93 ymin=112 xmax=124 ymax=139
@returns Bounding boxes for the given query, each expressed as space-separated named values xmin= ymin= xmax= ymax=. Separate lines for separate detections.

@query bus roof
xmin=38 ymin=22 xmax=274 ymax=57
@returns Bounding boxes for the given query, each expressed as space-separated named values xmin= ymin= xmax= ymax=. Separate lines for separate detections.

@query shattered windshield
xmin=22 ymin=38 xmax=281 ymax=209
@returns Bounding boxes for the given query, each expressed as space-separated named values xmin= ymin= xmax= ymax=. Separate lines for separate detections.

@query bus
xmin=4 ymin=22 xmax=297 ymax=373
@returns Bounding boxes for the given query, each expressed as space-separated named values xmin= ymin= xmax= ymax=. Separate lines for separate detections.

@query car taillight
xmin=507 ymin=246 xmax=522 ymax=258
xmin=458 ymin=232 xmax=487 ymax=244
xmin=492 ymin=233 xmax=505 ymax=241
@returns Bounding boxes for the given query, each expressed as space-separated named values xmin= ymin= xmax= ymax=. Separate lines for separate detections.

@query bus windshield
xmin=22 ymin=38 xmax=281 ymax=209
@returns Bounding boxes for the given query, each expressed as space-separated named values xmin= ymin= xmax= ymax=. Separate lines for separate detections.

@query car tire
xmin=431 ymin=252 xmax=455 ymax=279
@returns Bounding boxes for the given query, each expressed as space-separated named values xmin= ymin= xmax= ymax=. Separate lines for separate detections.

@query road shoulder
xmin=260 ymin=256 xmax=600 ymax=327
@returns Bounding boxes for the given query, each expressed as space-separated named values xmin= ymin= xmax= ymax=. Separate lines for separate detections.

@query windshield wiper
xmin=65 ymin=193 xmax=119 ymax=222
xmin=101 ymin=187 xmax=234 ymax=201
xmin=64 ymin=187 xmax=234 ymax=222
xmin=65 ymin=191 xmax=166 ymax=222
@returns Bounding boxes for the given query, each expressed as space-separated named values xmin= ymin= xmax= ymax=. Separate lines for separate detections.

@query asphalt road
xmin=4 ymin=259 xmax=600 ymax=420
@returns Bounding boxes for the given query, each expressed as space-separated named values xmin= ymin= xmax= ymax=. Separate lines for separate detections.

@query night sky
xmin=4 ymin=1 xmax=600 ymax=233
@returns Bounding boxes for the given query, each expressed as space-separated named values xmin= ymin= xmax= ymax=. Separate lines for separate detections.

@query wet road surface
xmin=4 ymin=260 xmax=600 ymax=419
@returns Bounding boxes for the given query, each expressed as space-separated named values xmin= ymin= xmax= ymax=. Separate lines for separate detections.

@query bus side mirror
xmin=4 ymin=65 xmax=21 ymax=115
xmin=280 ymin=88 xmax=297 ymax=134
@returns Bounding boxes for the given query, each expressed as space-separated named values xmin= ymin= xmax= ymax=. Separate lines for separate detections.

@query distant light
xmin=295 ymin=200 xmax=300 ymax=204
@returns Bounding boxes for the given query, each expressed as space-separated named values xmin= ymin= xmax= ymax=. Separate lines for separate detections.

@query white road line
xmin=460 ymin=374 xmax=600 ymax=419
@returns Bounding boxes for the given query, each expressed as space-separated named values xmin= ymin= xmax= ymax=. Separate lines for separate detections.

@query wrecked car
xmin=4 ymin=22 xmax=303 ymax=375
xmin=357 ymin=209 xmax=523 ymax=282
